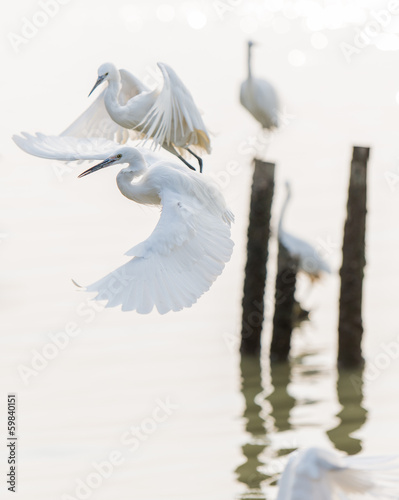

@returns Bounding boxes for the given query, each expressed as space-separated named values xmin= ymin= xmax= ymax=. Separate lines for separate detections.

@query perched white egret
xmin=278 ymin=182 xmax=330 ymax=280
xmin=240 ymin=41 xmax=279 ymax=130
xmin=13 ymin=134 xmax=233 ymax=314
xmin=62 ymin=62 xmax=211 ymax=172
xmin=277 ymin=447 xmax=399 ymax=500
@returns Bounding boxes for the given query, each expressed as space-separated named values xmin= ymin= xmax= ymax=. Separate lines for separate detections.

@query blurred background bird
xmin=240 ymin=40 xmax=279 ymax=131
xmin=278 ymin=181 xmax=331 ymax=282
xmin=13 ymin=134 xmax=233 ymax=314
xmin=62 ymin=62 xmax=211 ymax=172
xmin=277 ymin=447 xmax=399 ymax=500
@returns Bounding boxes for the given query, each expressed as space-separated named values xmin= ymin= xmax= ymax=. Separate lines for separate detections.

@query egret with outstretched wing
xmin=64 ymin=62 xmax=211 ymax=172
xmin=13 ymin=134 xmax=233 ymax=314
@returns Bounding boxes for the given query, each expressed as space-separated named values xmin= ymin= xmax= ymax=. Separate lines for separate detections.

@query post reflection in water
xmin=236 ymin=352 xmax=368 ymax=499
xmin=268 ymin=362 xmax=296 ymax=435
xmin=236 ymin=356 xmax=298 ymax=499
xmin=236 ymin=355 xmax=268 ymax=499
xmin=327 ymin=367 xmax=367 ymax=455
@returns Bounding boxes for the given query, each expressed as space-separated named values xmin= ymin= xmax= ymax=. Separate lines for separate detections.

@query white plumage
xmin=13 ymin=134 xmax=233 ymax=314
xmin=278 ymin=181 xmax=330 ymax=280
xmin=240 ymin=41 xmax=279 ymax=130
xmin=13 ymin=132 xmax=161 ymax=164
xmin=64 ymin=62 xmax=211 ymax=172
xmin=277 ymin=447 xmax=399 ymax=500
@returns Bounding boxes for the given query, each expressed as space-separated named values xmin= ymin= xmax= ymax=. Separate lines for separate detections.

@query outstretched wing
xmin=13 ymin=133 xmax=119 ymax=161
xmin=61 ymin=69 xmax=149 ymax=144
xmin=139 ymin=63 xmax=211 ymax=154
xmin=12 ymin=133 xmax=168 ymax=168
xmin=86 ymin=193 xmax=233 ymax=314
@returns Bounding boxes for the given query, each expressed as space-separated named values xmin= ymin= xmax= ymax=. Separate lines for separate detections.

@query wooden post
xmin=338 ymin=146 xmax=369 ymax=368
xmin=270 ymin=243 xmax=298 ymax=362
xmin=240 ymin=160 xmax=275 ymax=355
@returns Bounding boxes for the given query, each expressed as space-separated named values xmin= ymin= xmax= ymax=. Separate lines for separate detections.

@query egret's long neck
xmin=278 ymin=187 xmax=291 ymax=237
xmin=103 ymin=76 xmax=145 ymax=129
xmin=116 ymin=164 xmax=160 ymax=206
xmin=247 ymin=44 xmax=253 ymax=80
xmin=104 ymin=78 xmax=122 ymax=112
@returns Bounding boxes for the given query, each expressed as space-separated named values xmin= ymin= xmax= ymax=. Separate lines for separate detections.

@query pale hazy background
xmin=2 ymin=1 xmax=399 ymax=499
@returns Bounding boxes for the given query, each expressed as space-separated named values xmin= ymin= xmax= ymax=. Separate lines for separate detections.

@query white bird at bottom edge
xmin=277 ymin=447 xmax=399 ymax=500
xmin=12 ymin=133 xmax=234 ymax=314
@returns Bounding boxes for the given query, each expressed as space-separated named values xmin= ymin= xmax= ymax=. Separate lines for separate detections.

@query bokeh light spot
xmin=186 ymin=10 xmax=207 ymax=30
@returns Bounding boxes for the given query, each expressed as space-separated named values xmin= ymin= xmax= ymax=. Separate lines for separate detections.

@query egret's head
xmin=78 ymin=147 xmax=146 ymax=178
xmin=88 ymin=62 xmax=118 ymax=97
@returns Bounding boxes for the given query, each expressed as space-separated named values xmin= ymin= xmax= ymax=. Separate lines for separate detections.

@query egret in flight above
xmin=278 ymin=182 xmax=331 ymax=281
xmin=240 ymin=41 xmax=279 ymax=130
xmin=13 ymin=133 xmax=233 ymax=314
xmin=277 ymin=447 xmax=399 ymax=499
xmin=62 ymin=62 xmax=211 ymax=172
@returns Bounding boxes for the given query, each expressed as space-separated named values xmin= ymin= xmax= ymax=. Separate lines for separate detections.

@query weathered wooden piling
xmin=338 ymin=146 xmax=369 ymax=368
xmin=270 ymin=243 xmax=298 ymax=362
xmin=240 ymin=160 xmax=275 ymax=355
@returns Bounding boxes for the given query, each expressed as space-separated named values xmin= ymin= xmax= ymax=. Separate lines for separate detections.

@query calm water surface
xmin=1 ymin=156 xmax=397 ymax=500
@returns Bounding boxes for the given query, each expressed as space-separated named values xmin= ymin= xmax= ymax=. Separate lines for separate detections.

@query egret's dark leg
xmin=186 ymin=148 xmax=203 ymax=173
xmin=162 ymin=143 xmax=196 ymax=171
xmin=177 ymin=154 xmax=196 ymax=171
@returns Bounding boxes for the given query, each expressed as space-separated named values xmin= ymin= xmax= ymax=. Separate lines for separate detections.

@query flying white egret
xmin=278 ymin=181 xmax=330 ymax=281
xmin=277 ymin=447 xmax=399 ymax=500
xmin=13 ymin=133 xmax=234 ymax=314
xmin=240 ymin=41 xmax=279 ymax=130
xmin=62 ymin=62 xmax=211 ymax=173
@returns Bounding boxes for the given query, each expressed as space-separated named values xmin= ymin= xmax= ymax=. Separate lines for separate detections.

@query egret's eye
xmin=105 ymin=72 xmax=109 ymax=76
xmin=116 ymin=154 xmax=122 ymax=159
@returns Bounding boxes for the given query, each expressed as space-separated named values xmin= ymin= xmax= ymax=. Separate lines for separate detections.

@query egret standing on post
xmin=13 ymin=134 xmax=233 ymax=314
xmin=240 ymin=41 xmax=279 ymax=130
xmin=62 ymin=62 xmax=211 ymax=172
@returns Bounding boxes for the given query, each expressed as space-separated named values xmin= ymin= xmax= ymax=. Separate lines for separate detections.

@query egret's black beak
xmin=88 ymin=74 xmax=106 ymax=97
xmin=78 ymin=156 xmax=118 ymax=178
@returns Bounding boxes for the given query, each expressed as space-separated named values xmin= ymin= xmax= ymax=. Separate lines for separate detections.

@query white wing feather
xmin=61 ymin=69 xmax=149 ymax=144
xmin=86 ymin=192 xmax=233 ymax=314
xmin=139 ymin=63 xmax=211 ymax=154
xmin=12 ymin=133 xmax=167 ymax=167
xmin=13 ymin=133 xmax=119 ymax=161
xmin=277 ymin=448 xmax=399 ymax=500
